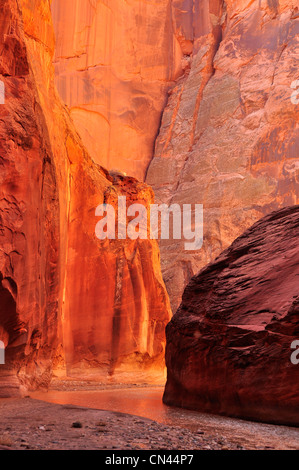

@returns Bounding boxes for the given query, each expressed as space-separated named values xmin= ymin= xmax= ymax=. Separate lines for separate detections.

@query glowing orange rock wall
xmin=0 ymin=0 xmax=171 ymax=394
xmin=146 ymin=0 xmax=299 ymax=311
xmin=51 ymin=0 xmax=195 ymax=179
xmin=0 ymin=0 xmax=61 ymax=393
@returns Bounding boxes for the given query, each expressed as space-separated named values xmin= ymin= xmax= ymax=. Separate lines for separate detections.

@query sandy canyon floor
xmin=0 ymin=383 xmax=298 ymax=450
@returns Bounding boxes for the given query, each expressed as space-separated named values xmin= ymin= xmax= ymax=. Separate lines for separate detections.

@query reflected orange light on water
xmin=30 ymin=387 xmax=299 ymax=450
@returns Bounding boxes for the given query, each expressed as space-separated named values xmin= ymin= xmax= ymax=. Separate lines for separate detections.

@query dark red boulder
xmin=164 ymin=206 xmax=299 ymax=426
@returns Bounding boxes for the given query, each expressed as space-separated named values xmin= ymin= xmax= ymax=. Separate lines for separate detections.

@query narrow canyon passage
xmin=0 ymin=0 xmax=298 ymax=449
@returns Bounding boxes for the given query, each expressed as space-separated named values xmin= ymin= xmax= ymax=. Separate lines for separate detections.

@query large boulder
xmin=164 ymin=206 xmax=299 ymax=425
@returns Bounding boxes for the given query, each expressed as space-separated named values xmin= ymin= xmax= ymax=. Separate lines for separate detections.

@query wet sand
xmin=0 ymin=397 xmax=255 ymax=450
xmin=0 ymin=380 xmax=298 ymax=450
xmin=29 ymin=385 xmax=299 ymax=451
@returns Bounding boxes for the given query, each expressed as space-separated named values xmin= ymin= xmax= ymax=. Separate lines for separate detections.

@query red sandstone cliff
xmin=163 ymin=205 xmax=299 ymax=426
xmin=0 ymin=0 xmax=171 ymax=396
xmin=51 ymin=1 xmax=299 ymax=313
xmin=51 ymin=0 xmax=185 ymax=180
xmin=1 ymin=0 xmax=298 ymax=410
xmin=147 ymin=0 xmax=299 ymax=311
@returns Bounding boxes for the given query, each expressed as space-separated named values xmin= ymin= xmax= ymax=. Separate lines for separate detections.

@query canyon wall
xmin=0 ymin=0 xmax=171 ymax=395
xmin=147 ymin=0 xmax=299 ymax=311
xmin=0 ymin=0 xmax=60 ymax=394
xmin=51 ymin=0 xmax=186 ymax=180
xmin=52 ymin=1 xmax=299 ymax=313
xmin=1 ymin=0 xmax=298 ymax=399
xmin=164 ymin=205 xmax=299 ymax=426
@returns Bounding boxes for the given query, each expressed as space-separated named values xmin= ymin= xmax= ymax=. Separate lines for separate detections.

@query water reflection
xmin=31 ymin=387 xmax=299 ymax=449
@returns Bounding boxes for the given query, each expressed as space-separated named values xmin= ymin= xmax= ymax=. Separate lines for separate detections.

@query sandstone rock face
xmin=0 ymin=0 xmax=59 ymax=394
xmin=64 ymin=172 xmax=171 ymax=380
xmin=51 ymin=0 xmax=186 ymax=180
xmin=164 ymin=206 xmax=299 ymax=426
xmin=147 ymin=0 xmax=299 ymax=312
xmin=0 ymin=0 xmax=171 ymax=395
xmin=51 ymin=0 xmax=299 ymax=313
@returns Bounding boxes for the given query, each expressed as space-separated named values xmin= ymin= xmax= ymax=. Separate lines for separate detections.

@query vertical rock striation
xmin=0 ymin=0 xmax=171 ymax=395
xmin=51 ymin=1 xmax=299 ymax=312
xmin=146 ymin=0 xmax=299 ymax=311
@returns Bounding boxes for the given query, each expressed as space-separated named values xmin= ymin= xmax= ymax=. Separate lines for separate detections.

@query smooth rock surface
xmin=164 ymin=205 xmax=299 ymax=425
xmin=51 ymin=0 xmax=188 ymax=179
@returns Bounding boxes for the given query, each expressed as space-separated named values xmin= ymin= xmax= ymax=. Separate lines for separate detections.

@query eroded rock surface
xmin=147 ymin=0 xmax=299 ymax=311
xmin=164 ymin=206 xmax=299 ymax=426
xmin=51 ymin=1 xmax=299 ymax=312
